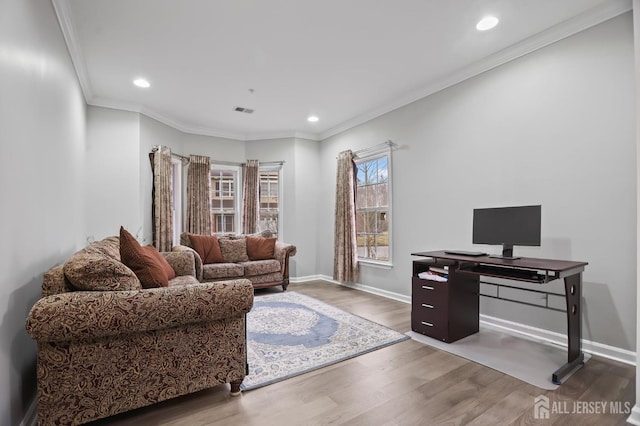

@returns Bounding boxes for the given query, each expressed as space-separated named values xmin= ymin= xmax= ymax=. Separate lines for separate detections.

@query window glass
xmin=355 ymin=154 xmax=390 ymax=262
xmin=210 ymin=167 xmax=238 ymax=233
xmin=259 ymin=168 xmax=280 ymax=237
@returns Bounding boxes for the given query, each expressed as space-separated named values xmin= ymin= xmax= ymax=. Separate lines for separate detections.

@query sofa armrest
xmin=26 ymin=279 xmax=253 ymax=343
xmin=274 ymin=242 xmax=296 ymax=279
xmin=172 ymin=245 xmax=203 ymax=280
xmin=162 ymin=250 xmax=196 ymax=277
xmin=274 ymin=242 xmax=296 ymax=263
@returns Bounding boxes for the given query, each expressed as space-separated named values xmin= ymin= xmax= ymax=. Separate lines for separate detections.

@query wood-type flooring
xmin=89 ymin=281 xmax=635 ymax=426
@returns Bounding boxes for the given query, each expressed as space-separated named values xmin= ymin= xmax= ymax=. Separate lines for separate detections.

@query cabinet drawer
xmin=411 ymin=316 xmax=447 ymax=341
xmin=412 ymin=277 xmax=447 ymax=304
xmin=412 ymin=299 xmax=446 ymax=322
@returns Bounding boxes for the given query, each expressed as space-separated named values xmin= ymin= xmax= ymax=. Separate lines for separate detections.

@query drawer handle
xmin=421 ymin=321 xmax=434 ymax=327
xmin=422 ymin=285 xmax=434 ymax=290
xmin=422 ymin=303 xmax=434 ymax=309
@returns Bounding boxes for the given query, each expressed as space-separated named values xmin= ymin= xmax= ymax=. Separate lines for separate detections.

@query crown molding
xmin=54 ymin=0 xmax=631 ymax=143
xmin=52 ymin=0 xmax=92 ymax=102
xmin=319 ymin=0 xmax=632 ymax=141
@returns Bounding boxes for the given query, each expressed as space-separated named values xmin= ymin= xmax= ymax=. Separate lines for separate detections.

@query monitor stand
xmin=488 ymin=244 xmax=521 ymax=260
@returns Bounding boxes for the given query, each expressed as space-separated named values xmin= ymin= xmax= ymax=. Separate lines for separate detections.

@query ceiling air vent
xmin=234 ymin=106 xmax=254 ymax=114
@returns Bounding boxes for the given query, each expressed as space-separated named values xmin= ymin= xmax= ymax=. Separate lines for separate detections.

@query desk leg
xmin=552 ymin=273 xmax=585 ymax=384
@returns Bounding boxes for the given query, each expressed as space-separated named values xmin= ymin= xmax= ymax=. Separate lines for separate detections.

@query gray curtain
xmin=186 ymin=155 xmax=212 ymax=235
xmin=242 ymin=160 xmax=260 ymax=234
xmin=150 ymin=146 xmax=173 ymax=252
xmin=333 ymin=150 xmax=359 ymax=282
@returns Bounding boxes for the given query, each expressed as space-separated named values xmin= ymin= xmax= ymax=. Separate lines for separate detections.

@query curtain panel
xmin=333 ymin=150 xmax=359 ymax=282
xmin=150 ymin=146 xmax=173 ymax=252
xmin=242 ymin=160 xmax=260 ymax=234
xmin=186 ymin=155 xmax=212 ymax=235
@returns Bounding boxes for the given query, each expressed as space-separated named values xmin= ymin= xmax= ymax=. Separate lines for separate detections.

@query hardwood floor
xmin=91 ymin=281 xmax=635 ymax=425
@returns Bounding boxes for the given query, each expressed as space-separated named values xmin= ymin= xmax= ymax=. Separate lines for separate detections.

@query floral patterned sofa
xmin=25 ymin=233 xmax=254 ymax=425
xmin=174 ymin=230 xmax=297 ymax=290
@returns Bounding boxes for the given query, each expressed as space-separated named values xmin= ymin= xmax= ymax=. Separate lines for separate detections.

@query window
xmin=171 ymin=158 xmax=182 ymax=245
xmin=355 ymin=154 xmax=391 ymax=263
xmin=210 ymin=166 xmax=240 ymax=233
xmin=259 ymin=166 xmax=281 ymax=237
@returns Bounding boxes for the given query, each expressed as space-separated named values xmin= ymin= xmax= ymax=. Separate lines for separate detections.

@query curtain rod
xmin=353 ymin=140 xmax=394 ymax=157
xmin=151 ymin=145 xmax=284 ymax=166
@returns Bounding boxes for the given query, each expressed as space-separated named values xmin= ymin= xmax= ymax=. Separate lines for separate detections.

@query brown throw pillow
xmin=218 ymin=238 xmax=250 ymax=263
xmin=145 ymin=245 xmax=176 ymax=280
xmin=119 ymin=226 xmax=169 ymax=288
xmin=246 ymin=236 xmax=276 ymax=260
xmin=188 ymin=234 xmax=224 ymax=264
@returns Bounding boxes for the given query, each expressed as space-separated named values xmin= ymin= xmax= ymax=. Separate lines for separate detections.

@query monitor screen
xmin=473 ymin=205 xmax=541 ymax=257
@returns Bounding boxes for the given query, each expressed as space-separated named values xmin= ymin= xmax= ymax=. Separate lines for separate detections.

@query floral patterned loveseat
xmin=25 ymin=234 xmax=254 ymax=425
xmin=175 ymin=230 xmax=297 ymax=290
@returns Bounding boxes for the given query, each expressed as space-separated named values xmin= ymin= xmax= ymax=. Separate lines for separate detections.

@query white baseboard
xmin=289 ymin=275 xmax=326 ymax=283
xmin=19 ymin=396 xmax=37 ymax=426
xmin=628 ymin=406 xmax=640 ymax=425
xmin=310 ymin=275 xmax=636 ymax=367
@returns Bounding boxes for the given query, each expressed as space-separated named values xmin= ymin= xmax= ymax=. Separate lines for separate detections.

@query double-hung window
xmin=355 ymin=153 xmax=391 ymax=264
xmin=210 ymin=166 xmax=240 ymax=233
xmin=258 ymin=165 xmax=281 ymax=238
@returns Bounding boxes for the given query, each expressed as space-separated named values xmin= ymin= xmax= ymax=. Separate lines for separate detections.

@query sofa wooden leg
xmin=230 ymin=379 xmax=243 ymax=396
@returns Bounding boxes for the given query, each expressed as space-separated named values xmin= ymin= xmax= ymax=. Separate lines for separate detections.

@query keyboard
xmin=444 ymin=250 xmax=487 ymax=257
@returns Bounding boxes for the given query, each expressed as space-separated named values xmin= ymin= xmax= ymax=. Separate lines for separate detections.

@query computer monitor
xmin=472 ymin=205 xmax=541 ymax=259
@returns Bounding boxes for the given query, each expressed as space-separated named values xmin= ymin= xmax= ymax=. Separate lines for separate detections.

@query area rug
xmin=241 ymin=291 xmax=409 ymax=391
xmin=407 ymin=326 xmax=590 ymax=390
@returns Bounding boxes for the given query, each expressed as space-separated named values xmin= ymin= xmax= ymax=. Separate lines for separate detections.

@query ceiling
xmin=53 ymin=0 xmax=631 ymax=141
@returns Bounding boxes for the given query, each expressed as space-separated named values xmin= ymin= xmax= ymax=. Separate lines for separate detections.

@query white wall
xmin=245 ymin=137 xmax=320 ymax=278
xmin=0 ymin=1 xmax=87 ymax=424
xmin=85 ymin=107 xmax=142 ymax=241
xmin=318 ymin=13 xmax=636 ymax=351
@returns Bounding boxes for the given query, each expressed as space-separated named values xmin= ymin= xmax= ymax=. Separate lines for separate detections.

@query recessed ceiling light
xmin=307 ymin=116 xmax=319 ymax=122
xmin=133 ymin=78 xmax=150 ymax=88
xmin=476 ymin=16 xmax=499 ymax=31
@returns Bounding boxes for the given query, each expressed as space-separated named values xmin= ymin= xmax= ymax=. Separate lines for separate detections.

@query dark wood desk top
xmin=411 ymin=250 xmax=588 ymax=273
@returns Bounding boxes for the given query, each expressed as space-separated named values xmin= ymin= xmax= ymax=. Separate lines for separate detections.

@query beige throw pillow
xmin=218 ymin=238 xmax=250 ymax=263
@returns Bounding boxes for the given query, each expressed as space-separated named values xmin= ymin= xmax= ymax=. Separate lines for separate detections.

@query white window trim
xmin=354 ymin=148 xmax=393 ymax=267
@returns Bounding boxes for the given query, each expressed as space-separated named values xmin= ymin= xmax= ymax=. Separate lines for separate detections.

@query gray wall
xmin=317 ymin=13 xmax=636 ymax=351
xmin=0 ymin=1 xmax=87 ymax=424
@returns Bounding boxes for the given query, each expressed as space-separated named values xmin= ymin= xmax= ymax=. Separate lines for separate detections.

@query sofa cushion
xmin=218 ymin=238 xmax=250 ymax=263
xmin=120 ymin=227 xmax=170 ymax=288
xmin=188 ymin=234 xmax=224 ymax=264
xmin=239 ymin=259 xmax=281 ymax=276
xmin=203 ymin=263 xmax=245 ymax=280
xmin=64 ymin=237 xmax=142 ymax=292
xmin=168 ymin=275 xmax=200 ymax=287
xmin=246 ymin=236 xmax=276 ymax=260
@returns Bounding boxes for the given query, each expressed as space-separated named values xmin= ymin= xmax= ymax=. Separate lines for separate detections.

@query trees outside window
xmin=355 ymin=155 xmax=390 ymax=262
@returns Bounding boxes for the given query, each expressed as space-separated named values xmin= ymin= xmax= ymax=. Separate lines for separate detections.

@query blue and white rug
xmin=241 ymin=291 xmax=409 ymax=390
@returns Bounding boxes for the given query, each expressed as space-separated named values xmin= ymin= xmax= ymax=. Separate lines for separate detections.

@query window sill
xmin=358 ymin=259 xmax=393 ymax=270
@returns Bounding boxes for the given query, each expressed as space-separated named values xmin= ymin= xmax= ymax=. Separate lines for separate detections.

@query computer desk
xmin=411 ymin=250 xmax=588 ymax=385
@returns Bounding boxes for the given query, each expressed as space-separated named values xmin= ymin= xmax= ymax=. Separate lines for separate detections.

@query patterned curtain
xmin=242 ymin=160 xmax=260 ymax=234
xmin=150 ymin=146 xmax=173 ymax=252
xmin=333 ymin=150 xmax=359 ymax=282
xmin=186 ymin=155 xmax=212 ymax=235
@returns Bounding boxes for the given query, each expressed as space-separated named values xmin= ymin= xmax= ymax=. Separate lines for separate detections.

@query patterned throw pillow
xmin=246 ymin=236 xmax=276 ymax=260
xmin=64 ymin=246 xmax=142 ymax=292
xmin=218 ymin=238 xmax=250 ymax=263
xmin=188 ymin=234 xmax=224 ymax=264
xmin=119 ymin=227 xmax=170 ymax=288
